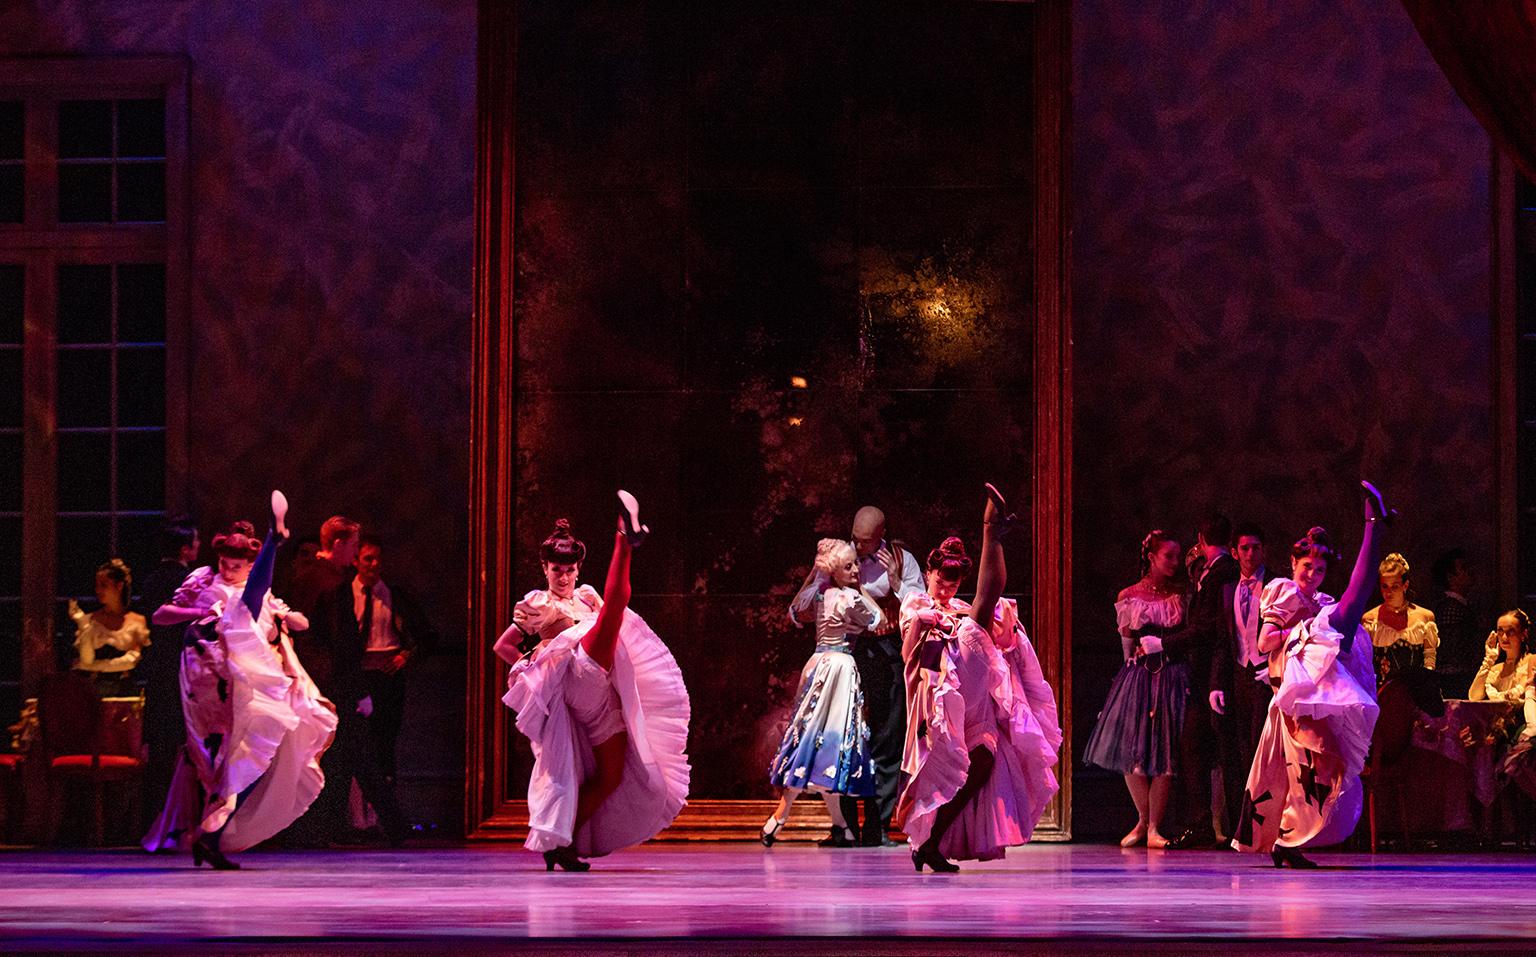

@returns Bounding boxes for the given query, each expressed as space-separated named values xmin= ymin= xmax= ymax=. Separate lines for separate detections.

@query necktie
xmin=359 ymin=580 xmax=374 ymax=645
xmin=1240 ymin=578 xmax=1256 ymax=625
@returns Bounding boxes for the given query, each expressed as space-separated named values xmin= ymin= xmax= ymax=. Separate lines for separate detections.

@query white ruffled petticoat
xmin=503 ymin=608 xmax=691 ymax=856
xmin=143 ymin=591 xmax=337 ymax=853
xmin=1234 ymin=604 xmax=1379 ymax=853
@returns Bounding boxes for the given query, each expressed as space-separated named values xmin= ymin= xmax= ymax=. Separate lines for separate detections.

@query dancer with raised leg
xmin=142 ymin=491 xmax=338 ymax=869
xmin=495 ymin=492 xmax=690 ymax=871
xmin=1234 ymin=482 xmax=1390 ymax=867
xmin=894 ymin=485 xmax=1062 ymax=872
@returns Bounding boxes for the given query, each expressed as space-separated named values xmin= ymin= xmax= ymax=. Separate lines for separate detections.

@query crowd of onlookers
xmin=1084 ymin=516 xmax=1534 ymax=850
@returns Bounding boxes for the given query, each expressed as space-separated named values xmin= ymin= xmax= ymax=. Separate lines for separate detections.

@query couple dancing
xmin=763 ymin=485 xmax=1062 ymax=871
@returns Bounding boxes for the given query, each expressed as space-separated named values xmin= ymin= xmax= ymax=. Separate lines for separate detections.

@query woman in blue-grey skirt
xmin=760 ymin=538 xmax=880 ymax=848
xmin=1083 ymin=529 xmax=1189 ymax=849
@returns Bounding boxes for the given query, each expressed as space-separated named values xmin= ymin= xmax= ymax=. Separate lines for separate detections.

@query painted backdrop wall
xmin=1072 ymin=0 xmax=1491 ymax=835
xmin=2 ymin=0 xmax=476 ymax=830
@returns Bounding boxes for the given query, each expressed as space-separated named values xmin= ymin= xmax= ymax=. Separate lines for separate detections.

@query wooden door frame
xmin=466 ymin=0 xmax=1072 ymax=840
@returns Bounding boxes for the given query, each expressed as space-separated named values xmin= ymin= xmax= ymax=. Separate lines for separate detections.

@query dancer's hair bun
xmin=540 ymin=519 xmax=586 ymax=564
xmin=212 ymin=521 xmax=262 ymax=560
xmin=926 ymin=536 xmax=973 ymax=574
xmin=1291 ymin=526 xmax=1337 ymax=563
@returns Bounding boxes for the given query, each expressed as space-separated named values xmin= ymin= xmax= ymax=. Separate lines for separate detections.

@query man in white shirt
xmin=1209 ymin=521 xmax=1278 ymax=843
xmin=788 ymin=506 xmax=923 ymax=845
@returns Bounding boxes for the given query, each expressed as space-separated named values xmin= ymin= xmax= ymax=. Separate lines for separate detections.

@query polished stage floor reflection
xmin=1 ymin=843 xmax=1533 ymax=949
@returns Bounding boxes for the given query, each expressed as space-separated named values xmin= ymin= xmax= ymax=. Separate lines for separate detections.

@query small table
xmin=1410 ymin=699 xmax=1519 ymax=807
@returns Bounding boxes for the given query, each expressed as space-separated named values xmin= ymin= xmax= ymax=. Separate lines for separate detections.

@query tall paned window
xmin=0 ymin=60 xmax=187 ymax=712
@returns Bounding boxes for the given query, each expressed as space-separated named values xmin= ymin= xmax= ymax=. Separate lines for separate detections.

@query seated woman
xmin=69 ymin=558 xmax=151 ymax=696
xmin=1468 ymin=610 xmax=1536 ymax=704
xmin=1497 ymin=611 xmax=1536 ymax=799
xmin=1362 ymin=552 xmax=1439 ymax=687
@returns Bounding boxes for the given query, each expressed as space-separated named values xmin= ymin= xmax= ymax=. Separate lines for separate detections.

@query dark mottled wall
xmin=2 ymin=1 xmax=475 ymax=828
xmin=1072 ymin=0 xmax=1491 ymax=834
xmin=508 ymin=0 xmax=1038 ymax=800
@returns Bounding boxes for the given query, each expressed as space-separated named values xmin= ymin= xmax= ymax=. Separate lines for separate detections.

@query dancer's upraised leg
xmin=969 ymin=484 xmax=1013 ymax=630
xmin=581 ymin=490 xmax=645 ymax=671
xmin=239 ymin=490 xmax=289 ymax=621
xmin=1332 ymin=482 xmax=1390 ymax=647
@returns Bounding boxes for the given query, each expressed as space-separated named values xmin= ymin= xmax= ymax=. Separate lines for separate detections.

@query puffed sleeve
xmin=170 ymin=566 xmax=217 ymax=611
xmin=127 ymin=613 xmax=151 ymax=649
xmin=900 ymin=591 xmax=936 ymax=662
xmin=825 ymin=587 xmax=881 ymax=634
xmin=1260 ymin=579 xmax=1304 ymax=630
xmin=511 ymin=589 xmax=554 ymax=637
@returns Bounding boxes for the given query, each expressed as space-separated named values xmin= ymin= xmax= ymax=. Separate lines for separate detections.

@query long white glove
xmin=1139 ymin=635 xmax=1164 ymax=655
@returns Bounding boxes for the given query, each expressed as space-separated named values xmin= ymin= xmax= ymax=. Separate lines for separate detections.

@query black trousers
xmin=362 ymin=668 xmax=408 ymax=780
xmin=1217 ymin=674 xmax=1271 ymax=838
xmin=1180 ymin=680 xmax=1217 ymax=831
xmin=312 ymin=708 xmax=409 ymax=843
xmin=840 ymin=633 xmax=906 ymax=836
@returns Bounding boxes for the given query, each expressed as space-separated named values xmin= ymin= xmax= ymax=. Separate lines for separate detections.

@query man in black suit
xmin=307 ymin=548 xmax=413 ymax=847
xmin=1162 ymin=514 xmax=1239 ymax=849
xmin=135 ymin=516 xmax=200 ymax=833
xmin=1208 ymin=521 xmax=1280 ymax=843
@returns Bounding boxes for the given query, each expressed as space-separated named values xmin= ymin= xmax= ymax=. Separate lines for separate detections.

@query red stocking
xmin=580 ymin=527 xmax=631 ymax=671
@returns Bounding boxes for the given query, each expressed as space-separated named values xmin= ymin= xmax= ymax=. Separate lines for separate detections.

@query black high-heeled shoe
xmin=760 ymin=816 xmax=786 ymax=848
xmin=912 ymin=844 xmax=960 ymax=873
xmin=816 ymin=826 xmax=857 ymax=848
xmin=1270 ymin=846 xmax=1317 ymax=869
xmin=542 ymin=845 xmax=591 ymax=872
xmin=617 ymin=489 xmax=649 ymax=547
xmin=1360 ymin=480 xmax=1397 ymax=526
xmin=983 ymin=483 xmax=1021 ymax=540
xmin=192 ymin=837 xmax=239 ymax=870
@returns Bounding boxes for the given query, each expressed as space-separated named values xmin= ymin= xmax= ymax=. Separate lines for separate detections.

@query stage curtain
xmin=1401 ymin=0 xmax=1536 ymax=182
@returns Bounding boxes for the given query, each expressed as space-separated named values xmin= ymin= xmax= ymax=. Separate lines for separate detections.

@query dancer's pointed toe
xmin=982 ymin=483 xmax=1020 ymax=539
xmin=1360 ymin=480 xmax=1396 ymax=526
xmin=617 ymin=489 xmax=649 ymax=547
xmin=270 ymin=489 xmax=290 ymax=540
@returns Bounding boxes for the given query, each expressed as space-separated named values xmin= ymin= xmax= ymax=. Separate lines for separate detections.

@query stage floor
xmin=1 ymin=843 xmax=1533 ymax=953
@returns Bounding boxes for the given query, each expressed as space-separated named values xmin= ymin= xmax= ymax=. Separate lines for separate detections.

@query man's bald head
xmin=851 ymin=506 xmax=886 ymax=558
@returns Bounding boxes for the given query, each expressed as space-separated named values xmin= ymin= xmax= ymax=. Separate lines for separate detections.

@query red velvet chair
xmin=39 ymin=672 xmax=143 ymax=845
xmin=0 ymin=751 xmax=22 ymax=842
xmin=1362 ymin=679 xmax=1421 ymax=852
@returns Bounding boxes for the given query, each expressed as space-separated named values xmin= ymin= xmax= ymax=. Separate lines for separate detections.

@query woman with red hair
xmin=142 ymin=491 xmax=337 ymax=869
